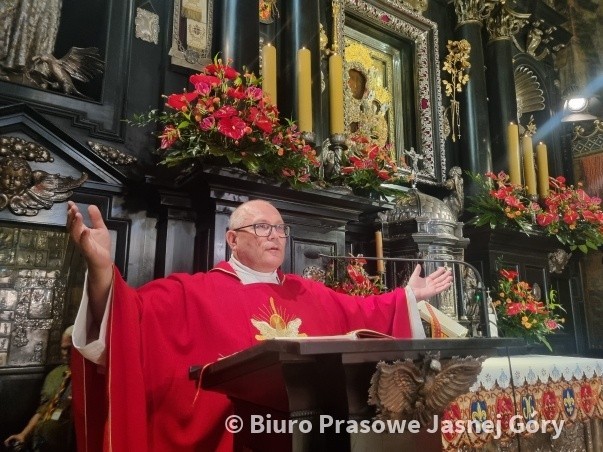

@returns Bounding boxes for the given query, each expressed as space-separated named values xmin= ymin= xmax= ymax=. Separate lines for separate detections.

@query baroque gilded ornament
xmin=368 ymin=352 xmax=484 ymax=426
xmin=514 ymin=22 xmax=552 ymax=61
xmin=442 ymin=39 xmax=471 ymax=142
xmin=522 ymin=115 xmax=537 ymax=138
xmin=485 ymin=5 xmax=529 ymax=41
xmin=453 ymin=0 xmax=498 ymax=24
xmin=0 ymin=136 xmax=87 ymax=216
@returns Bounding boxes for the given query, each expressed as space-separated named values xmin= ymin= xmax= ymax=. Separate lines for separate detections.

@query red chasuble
xmin=72 ymin=262 xmax=412 ymax=451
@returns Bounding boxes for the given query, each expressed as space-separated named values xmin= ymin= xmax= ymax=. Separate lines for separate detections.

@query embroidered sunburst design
xmin=251 ymin=297 xmax=307 ymax=340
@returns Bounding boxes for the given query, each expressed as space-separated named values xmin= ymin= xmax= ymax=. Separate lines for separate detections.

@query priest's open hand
xmin=407 ymin=265 xmax=453 ymax=300
xmin=66 ymin=201 xmax=114 ymax=324
xmin=66 ymin=201 xmax=113 ymax=270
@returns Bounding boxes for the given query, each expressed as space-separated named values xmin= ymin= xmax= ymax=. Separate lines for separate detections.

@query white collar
xmin=229 ymin=257 xmax=279 ymax=284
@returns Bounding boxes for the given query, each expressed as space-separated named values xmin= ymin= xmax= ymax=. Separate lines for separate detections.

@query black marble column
xmin=276 ymin=0 xmax=321 ymax=138
xmin=456 ymin=22 xmax=492 ymax=197
xmin=486 ymin=38 xmax=518 ymax=175
xmin=212 ymin=0 xmax=260 ymax=73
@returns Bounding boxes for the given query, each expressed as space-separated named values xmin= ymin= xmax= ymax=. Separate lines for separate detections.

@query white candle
xmin=261 ymin=43 xmax=277 ymax=105
xmin=536 ymin=142 xmax=549 ymax=198
xmin=522 ymin=135 xmax=537 ymax=196
xmin=375 ymin=230 xmax=384 ymax=274
xmin=507 ymin=123 xmax=521 ymax=185
xmin=328 ymin=53 xmax=344 ymax=134
xmin=297 ymin=48 xmax=312 ymax=132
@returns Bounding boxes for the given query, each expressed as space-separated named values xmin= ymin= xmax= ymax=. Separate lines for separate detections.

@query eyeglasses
xmin=233 ymin=223 xmax=291 ymax=238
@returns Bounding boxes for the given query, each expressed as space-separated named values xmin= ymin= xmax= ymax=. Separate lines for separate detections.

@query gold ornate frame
xmin=334 ymin=0 xmax=446 ymax=184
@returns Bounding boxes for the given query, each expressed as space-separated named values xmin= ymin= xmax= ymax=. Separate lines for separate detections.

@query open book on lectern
xmin=417 ymin=300 xmax=468 ymax=338
xmin=270 ymin=301 xmax=468 ymax=341
xmin=270 ymin=329 xmax=394 ymax=341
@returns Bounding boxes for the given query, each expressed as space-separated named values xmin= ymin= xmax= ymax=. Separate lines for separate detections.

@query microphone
xmin=303 ymin=250 xmax=491 ymax=337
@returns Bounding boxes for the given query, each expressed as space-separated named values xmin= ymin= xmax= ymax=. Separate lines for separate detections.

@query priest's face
xmin=227 ymin=201 xmax=287 ymax=272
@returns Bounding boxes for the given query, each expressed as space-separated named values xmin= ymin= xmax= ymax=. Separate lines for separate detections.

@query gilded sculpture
xmin=0 ymin=136 xmax=87 ymax=216
xmin=442 ymin=39 xmax=471 ymax=142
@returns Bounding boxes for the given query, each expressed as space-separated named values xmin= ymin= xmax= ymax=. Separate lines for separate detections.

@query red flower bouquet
xmin=536 ymin=176 xmax=603 ymax=253
xmin=468 ymin=171 xmax=603 ymax=253
xmin=467 ymin=171 xmax=540 ymax=233
xmin=492 ymin=268 xmax=564 ymax=351
xmin=339 ymin=134 xmax=403 ymax=197
xmin=324 ymin=255 xmax=386 ymax=296
xmin=134 ymin=57 xmax=319 ymax=188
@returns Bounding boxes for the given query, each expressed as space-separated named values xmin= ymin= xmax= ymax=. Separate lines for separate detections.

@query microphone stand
xmin=305 ymin=252 xmax=491 ymax=337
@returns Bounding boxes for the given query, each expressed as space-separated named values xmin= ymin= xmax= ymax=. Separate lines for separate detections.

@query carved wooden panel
xmin=0 ymin=0 xmax=132 ymax=140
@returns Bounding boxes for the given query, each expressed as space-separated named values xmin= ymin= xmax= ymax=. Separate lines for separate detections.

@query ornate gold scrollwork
xmin=453 ymin=0 xmax=499 ymax=25
xmin=573 ymin=119 xmax=603 ymax=141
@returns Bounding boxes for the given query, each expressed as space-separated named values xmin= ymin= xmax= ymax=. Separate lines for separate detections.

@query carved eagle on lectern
xmin=368 ymin=352 xmax=484 ymax=427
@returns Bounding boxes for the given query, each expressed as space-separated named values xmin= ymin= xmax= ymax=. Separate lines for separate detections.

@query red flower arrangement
xmin=324 ymin=255 xmax=386 ymax=296
xmin=134 ymin=56 xmax=319 ymax=188
xmin=536 ymin=176 xmax=603 ymax=252
xmin=339 ymin=134 xmax=403 ymax=197
xmin=492 ymin=268 xmax=564 ymax=351
xmin=468 ymin=171 xmax=603 ymax=253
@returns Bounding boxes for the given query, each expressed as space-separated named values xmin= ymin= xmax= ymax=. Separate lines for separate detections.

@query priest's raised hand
xmin=408 ymin=264 xmax=453 ymax=300
xmin=66 ymin=201 xmax=113 ymax=329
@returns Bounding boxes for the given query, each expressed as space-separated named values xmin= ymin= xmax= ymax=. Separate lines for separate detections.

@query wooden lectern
xmin=196 ymin=338 xmax=518 ymax=452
